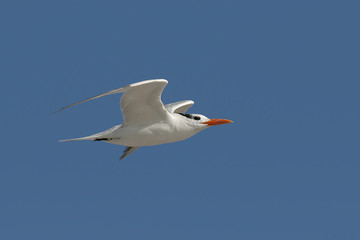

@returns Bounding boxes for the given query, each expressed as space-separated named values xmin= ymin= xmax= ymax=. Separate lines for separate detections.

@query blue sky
xmin=1 ymin=0 xmax=359 ymax=239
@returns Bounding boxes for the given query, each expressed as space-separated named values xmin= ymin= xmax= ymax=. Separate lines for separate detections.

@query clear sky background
xmin=1 ymin=0 xmax=359 ymax=239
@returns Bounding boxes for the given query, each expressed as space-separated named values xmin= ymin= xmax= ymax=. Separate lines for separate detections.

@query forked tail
xmin=59 ymin=136 xmax=96 ymax=142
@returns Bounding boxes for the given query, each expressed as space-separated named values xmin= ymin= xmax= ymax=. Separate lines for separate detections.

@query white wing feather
xmin=165 ymin=100 xmax=194 ymax=113
xmin=120 ymin=79 xmax=169 ymax=126
xmin=54 ymin=79 xmax=170 ymax=126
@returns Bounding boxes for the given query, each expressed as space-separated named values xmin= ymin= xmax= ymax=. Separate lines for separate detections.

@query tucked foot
xmin=94 ymin=138 xmax=112 ymax=141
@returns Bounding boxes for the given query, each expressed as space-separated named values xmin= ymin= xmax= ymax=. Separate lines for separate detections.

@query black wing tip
xmin=120 ymin=146 xmax=132 ymax=160
xmin=119 ymin=146 xmax=140 ymax=160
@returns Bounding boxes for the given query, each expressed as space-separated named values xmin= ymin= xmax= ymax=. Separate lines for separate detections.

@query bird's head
xmin=177 ymin=112 xmax=232 ymax=131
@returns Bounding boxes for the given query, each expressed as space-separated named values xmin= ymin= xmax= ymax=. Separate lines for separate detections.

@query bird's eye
xmin=193 ymin=116 xmax=201 ymax=120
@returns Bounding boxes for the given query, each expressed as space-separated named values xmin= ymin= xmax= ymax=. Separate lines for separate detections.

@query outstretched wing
xmin=120 ymin=146 xmax=140 ymax=160
xmin=54 ymin=79 xmax=170 ymax=126
xmin=165 ymin=100 xmax=194 ymax=113
xmin=120 ymin=79 xmax=169 ymax=126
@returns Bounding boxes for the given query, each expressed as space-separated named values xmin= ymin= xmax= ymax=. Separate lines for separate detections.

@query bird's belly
xmin=108 ymin=124 xmax=195 ymax=146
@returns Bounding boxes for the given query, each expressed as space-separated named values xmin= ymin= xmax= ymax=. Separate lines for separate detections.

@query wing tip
xmin=119 ymin=146 xmax=140 ymax=160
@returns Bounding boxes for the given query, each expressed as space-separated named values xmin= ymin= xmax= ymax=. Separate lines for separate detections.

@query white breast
xmin=107 ymin=117 xmax=198 ymax=146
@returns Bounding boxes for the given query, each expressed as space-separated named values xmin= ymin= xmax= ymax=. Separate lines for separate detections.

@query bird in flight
xmin=56 ymin=79 xmax=232 ymax=159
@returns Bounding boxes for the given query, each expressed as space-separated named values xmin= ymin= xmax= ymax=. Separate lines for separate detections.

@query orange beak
xmin=202 ymin=119 xmax=233 ymax=126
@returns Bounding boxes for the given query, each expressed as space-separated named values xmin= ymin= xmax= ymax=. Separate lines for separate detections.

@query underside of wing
xmin=53 ymin=84 xmax=131 ymax=114
xmin=53 ymin=79 xmax=170 ymax=126
xmin=165 ymin=100 xmax=194 ymax=113
xmin=120 ymin=79 xmax=170 ymax=126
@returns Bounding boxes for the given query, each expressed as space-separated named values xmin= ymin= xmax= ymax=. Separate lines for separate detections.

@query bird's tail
xmin=59 ymin=132 xmax=106 ymax=142
xmin=59 ymin=136 xmax=96 ymax=142
xmin=59 ymin=125 xmax=122 ymax=143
